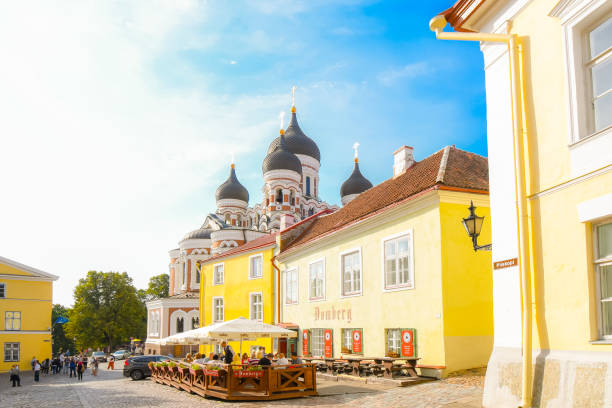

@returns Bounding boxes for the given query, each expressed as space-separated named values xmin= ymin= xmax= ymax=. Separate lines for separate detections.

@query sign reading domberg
xmin=314 ymin=305 xmax=352 ymax=323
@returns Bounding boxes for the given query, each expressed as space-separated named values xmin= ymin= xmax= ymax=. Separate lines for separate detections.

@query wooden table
xmin=341 ymin=357 xmax=420 ymax=378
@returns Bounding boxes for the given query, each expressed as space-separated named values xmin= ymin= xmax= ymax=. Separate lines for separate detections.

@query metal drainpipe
xmin=429 ymin=15 xmax=533 ymax=408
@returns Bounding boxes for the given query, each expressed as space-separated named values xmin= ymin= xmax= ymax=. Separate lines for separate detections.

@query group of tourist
xmin=22 ymin=353 xmax=101 ymax=384
xmin=180 ymin=341 xmax=303 ymax=369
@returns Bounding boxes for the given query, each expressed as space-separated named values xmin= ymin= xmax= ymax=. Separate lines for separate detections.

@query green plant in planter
xmin=167 ymin=361 xmax=176 ymax=368
xmin=191 ymin=364 xmax=202 ymax=370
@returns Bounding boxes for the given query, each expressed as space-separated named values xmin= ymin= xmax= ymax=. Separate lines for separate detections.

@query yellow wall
xmin=439 ymin=196 xmax=493 ymax=372
xmin=280 ymin=190 xmax=493 ymax=375
xmin=510 ymin=0 xmax=612 ymax=353
xmin=0 ymin=261 xmax=54 ymax=372
xmin=198 ymin=246 xmax=275 ymax=359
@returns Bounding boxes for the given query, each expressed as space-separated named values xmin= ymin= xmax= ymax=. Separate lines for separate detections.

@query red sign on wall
xmin=324 ymin=329 xmax=332 ymax=358
xmin=302 ymin=331 xmax=309 ymax=355
xmin=401 ymin=330 xmax=414 ymax=357
xmin=352 ymin=330 xmax=362 ymax=353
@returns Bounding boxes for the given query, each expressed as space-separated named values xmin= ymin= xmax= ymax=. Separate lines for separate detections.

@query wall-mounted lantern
xmin=462 ymin=201 xmax=492 ymax=251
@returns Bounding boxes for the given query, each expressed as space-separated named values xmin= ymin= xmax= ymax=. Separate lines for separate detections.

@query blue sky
xmin=0 ymin=0 xmax=485 ymax=305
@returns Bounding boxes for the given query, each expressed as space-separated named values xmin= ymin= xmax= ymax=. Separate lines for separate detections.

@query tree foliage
xmin=65 ymin=271 xmax=146 ymax=352
xmin=52 ymin=304 xmax=76 ymax=355
xmin=145 ymin=273 xmax=169 ymax=300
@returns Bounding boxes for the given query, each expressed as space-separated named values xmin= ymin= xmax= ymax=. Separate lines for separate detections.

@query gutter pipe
xmin=429 ymin=15 xmax=533 ymax=408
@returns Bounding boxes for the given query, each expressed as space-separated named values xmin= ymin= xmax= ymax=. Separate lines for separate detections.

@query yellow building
xmin=278 ymin=145 xmax=493 ymax=378
xmin=433 ymin=1 xmax=612 ymax=406
xmin=199 ymin=233 xmax=281 ymax=358
xmin=0 ymin=256 xmax=58 ymax=372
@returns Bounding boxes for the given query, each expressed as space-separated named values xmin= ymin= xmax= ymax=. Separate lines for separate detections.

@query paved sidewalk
xmin=0 ymin=363 xmax=483 ymax=407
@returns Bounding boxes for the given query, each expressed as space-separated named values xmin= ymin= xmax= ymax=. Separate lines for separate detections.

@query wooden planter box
xmin=178 ymin=367 xmax=191 ymax=392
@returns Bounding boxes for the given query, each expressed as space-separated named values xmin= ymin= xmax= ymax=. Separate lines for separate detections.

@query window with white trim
xmin=249 ymin=293 xmax=263 ymax=321
xmin=0 ymin=283 xmax=5 ymax=298
xmin=596 ymin=221 xmax=612 ymax=338
xmin=341 ymin=328 xmax=363 ymax=355
xmin=384 ymin=233 xmax=413 ymax=289
xmin=213 ymin=297 xmax=224 ymax=322
xmin=341 ymin=251 xmax=361 ymax=296
xmin=310 ymin=328 xmax=325 ymax=357
xmin=386 ymin=329 xmax=401 ymax=356
xmin=4 ymin=343 xmax=19 ymax=362
xmin=587 ymin=17 xmax=611 ymax=133
xmin=249 ymin=255 xmax=263 ymax=279
xmin=309 ymin=260 xmax=325 ymax=300
xmin=213 ymin=264 xmax=224 ymax=285
xmin=285 ymin=269 xmax=298 ymax=304
xmin=4 ymin=312 xmax=20 ymax=331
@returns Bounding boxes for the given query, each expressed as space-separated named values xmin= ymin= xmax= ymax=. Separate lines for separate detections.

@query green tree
xmin=51 ymin=304 xmax=76 ymax=355
xmin=65 ymin=271 xmax=146 ymax=352
xmin=145 ymin=273 xmax=169 ymax=300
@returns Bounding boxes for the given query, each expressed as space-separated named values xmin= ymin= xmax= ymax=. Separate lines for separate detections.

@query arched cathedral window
xmin=176 ymin=317 xmax=184 ymax=333
xmin=192 ymin=317 xmax=199 ymax=329
xmin=290 ymin=190 xmax=295 ymax=206
xmin=276 ymin=189 xmax=283 ymax=203
xmin=306 ymin=177 xmax=311 ymax=196
xmin=308 ymin=207 xmax=314 ymax=216
xmin=195 ymin=262 xmax=200 ymax=284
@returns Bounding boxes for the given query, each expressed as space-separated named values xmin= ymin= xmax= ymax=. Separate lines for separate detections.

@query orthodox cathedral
xmin=144 ymin=95 xmax=373 ymax=355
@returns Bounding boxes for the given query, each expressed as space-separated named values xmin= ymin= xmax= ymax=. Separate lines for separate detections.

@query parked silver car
xmin=112 ymin=349 xmax=131 ymax=360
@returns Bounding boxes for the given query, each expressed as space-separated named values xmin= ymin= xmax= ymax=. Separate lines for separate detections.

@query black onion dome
xmin=182 ymin=228 xmax=212 ymax=240
xmin=215 ymin=166 xmax=249 ymax=202
xmin=340 ymin=162 xmax=373 ymax=197
xmin=262 ymin=133 xmax=303 ymax=175
xmin=266 ymin=111 xmax=320 ymax=162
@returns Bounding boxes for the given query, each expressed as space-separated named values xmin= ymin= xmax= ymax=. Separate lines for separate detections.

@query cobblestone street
xmin=0 ymin=362 xmax=483 ymax=408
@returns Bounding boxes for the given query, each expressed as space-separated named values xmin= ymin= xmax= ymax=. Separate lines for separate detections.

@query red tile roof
xmin=202 ymin=232 xmax=277 ymax=264
xmin=281 ymin=146 xmax=488 ymax=254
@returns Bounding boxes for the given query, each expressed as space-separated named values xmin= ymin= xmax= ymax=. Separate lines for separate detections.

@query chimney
xmin=280 ymin=214 xmax=295 ymax=230
xmin=393 ymin=146 xmax=414 ymax=178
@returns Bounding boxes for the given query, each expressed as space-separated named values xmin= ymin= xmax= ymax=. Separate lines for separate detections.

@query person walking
xmin=9 ymin=364 xmax=21 ymax=387
xmin=34 ymin=360 xmax=41 ymax=382
xmin=69 ymin=358 xmax=76 ymax=378
xmin=91 ymin=357 xmax=98 ymax=376
xmin=76 ymin=360 xmax=84 ymax=381
xmin=107 ymin=355 xmax=114 ymax=370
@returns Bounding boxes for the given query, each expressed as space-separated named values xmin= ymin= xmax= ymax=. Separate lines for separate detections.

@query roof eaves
xmin=0 ymin=255 xmax=59 ymax=281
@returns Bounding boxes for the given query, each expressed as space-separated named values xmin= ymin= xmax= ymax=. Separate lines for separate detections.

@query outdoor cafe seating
xmin=153 ymin=318 xmax=317 ymax=401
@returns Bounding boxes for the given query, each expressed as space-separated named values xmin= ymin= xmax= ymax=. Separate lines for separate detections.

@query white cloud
xmin=0 ymin=0 xmax=286 ymax=305
xmin=377 ymin=62 xmax=430 ymax=86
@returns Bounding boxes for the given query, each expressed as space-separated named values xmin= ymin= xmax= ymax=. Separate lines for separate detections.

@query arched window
xmin=290 ymin=190 xmax=295 ymax=206
xmin=192 ymin=317 xmax=199 ymax=329
xmin=306 ymin=177 xmax=311 ymax=196
xmin=176 ymin=317 xmax=184 ymax=333
xmin=225 ymin=213 xmax=230 ymax=223
xmin=308 ymin=207 xmax=314 ymax=216
xmin=182 ymin=262 xmax=187 ymax=287
xmin=195 ymin=262 xmax=201 ymax=284
xmin=276 ymin=189 xmax=283 ymax=203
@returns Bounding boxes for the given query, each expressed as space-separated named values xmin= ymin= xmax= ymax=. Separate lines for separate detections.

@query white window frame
xmin=557 ymin=1 xmax=612 ymax=176
xmin=249 ymin=292 xmax=263 ymax=321
xmin=0 ymin=283 xmax=5 ymax=298
xmin=560 ymin=1 xmax=612 ymax=142
xmin=284 ymin=268 xmax=299 ymax=305
xmin=212 ymin=296 xmax=224 ymax=322
xmin=339 ymin=247 xmax=363 ymax=298
xmin=594 ymin=219 xmax=612 ymax=339
xmin=4 ymin=311 xmax=20 ymax=331
xmin=310 ymin=328 xmax=325 ymax=358
xmin=381 ymin=230 xmax=415 ymax=292
xmin=249 ymin=254 xmax=264 ymax=280
xmin=386 ymin=329 xmax=402 ymax=356
xmin=308 ymin=258 xmax=326 ymax=301
xmin=4 ymin=342 xmax=19 ymax=362
xmin=213 ymin=263 xmax=224 ymax=286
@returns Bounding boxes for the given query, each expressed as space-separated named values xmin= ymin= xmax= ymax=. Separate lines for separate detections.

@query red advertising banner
xmin=324 ymin=329 xmax=332 ymax=358
xmin=352 ymin=330 xmax=362 ymax=353
xmin=401 ymin=330 xmax=414 ymax=357
xmin=302 ymin=331 xmax=309 ymax=355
